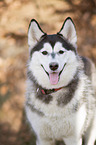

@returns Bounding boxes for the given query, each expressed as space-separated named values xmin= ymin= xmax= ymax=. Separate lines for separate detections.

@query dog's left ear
xmin=58 ymin=17 xmax=77 ymax=49
xmin=28 ymin=19 xmax=46 ymax=48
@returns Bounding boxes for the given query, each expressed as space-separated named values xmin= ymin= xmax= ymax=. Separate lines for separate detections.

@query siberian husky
xmin=25 ymin=17 xmax=96 ymax=145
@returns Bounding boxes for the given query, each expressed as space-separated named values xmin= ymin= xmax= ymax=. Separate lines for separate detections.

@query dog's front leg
xmin=63 ymin=136 xmax=82 ymax=145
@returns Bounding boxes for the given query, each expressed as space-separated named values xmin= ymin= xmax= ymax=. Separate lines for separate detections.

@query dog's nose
xmin=49 ymin=62 xmax=59 ymax=71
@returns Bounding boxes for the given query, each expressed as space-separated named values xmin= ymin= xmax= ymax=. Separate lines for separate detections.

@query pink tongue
xmin=49 ymin=73 xmax=59 ymax=85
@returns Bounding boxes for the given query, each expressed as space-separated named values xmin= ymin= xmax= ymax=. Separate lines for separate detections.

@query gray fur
xmin=81 ymin=56 xmax=92 ymax=78
xmin=26 ymin=101 xmax=44 ymax=116
xmin=57 ymin=72 xmax=79 ymax=106
xmin=36 ymin=91 xmax=53 ymax=104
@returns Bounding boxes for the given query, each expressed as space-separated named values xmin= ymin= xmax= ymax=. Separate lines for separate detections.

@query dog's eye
xmin=59 ymin=50 xmax=64 ymax=54
xmin=42 ymin=51 xmax=48 ymax=55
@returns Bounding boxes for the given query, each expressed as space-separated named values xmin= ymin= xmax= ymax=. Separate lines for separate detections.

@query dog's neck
xmin=37 ymin=76 xmax=79 ymax=95
xmin=34 ymin=70 xmax=79 ymax=95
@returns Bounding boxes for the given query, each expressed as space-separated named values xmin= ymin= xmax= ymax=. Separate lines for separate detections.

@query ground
xmin=0 ymin=0 xmax=96 ymax=145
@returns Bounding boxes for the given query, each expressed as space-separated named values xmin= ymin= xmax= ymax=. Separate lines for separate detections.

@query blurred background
xmin=0 ymin=0 xmax=96 ymax=145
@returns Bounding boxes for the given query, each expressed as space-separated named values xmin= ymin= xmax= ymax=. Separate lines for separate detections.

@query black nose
xmin=49 ymin=62 xmax=59 ymax=71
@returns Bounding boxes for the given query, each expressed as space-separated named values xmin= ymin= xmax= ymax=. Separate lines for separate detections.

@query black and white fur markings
xmin=25 ymin=17 xmax=96 ymax=145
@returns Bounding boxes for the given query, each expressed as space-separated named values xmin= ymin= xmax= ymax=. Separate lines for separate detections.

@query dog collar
xmin=40 ymin=87 xmax=63 ymax=95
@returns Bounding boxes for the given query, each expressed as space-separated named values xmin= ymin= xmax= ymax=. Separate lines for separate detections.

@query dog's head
xmin=27 ymin=17 xmax=79 ymax=89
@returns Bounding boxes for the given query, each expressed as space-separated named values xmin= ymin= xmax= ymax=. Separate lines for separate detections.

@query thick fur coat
xmin=25 ymin=17 xmax=96 ymax=145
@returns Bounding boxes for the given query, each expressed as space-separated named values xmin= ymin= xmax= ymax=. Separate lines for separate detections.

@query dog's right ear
xmin=28 ymin=19 xmax=46 ymax=48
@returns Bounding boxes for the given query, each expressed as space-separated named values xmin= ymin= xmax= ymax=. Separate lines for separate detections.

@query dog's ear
xmin=58 ymin=17 xmax=77 ymax=49
xmin=28 ymin=19 xmax=46 ymax=48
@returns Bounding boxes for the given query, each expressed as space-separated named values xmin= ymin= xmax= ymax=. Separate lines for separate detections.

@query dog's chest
xmin=43 ymin=115 xmax=74 ymax=139
xmin=38 ymin=103 xmax=86 ymax=140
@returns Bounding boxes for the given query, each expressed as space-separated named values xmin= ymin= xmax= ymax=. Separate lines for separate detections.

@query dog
xmin=25 ymin=17 xmax=96 ymax=145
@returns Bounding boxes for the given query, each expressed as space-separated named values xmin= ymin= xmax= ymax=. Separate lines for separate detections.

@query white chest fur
xmin=26 ymin=101 xmax=86 ymax=140
xmin=26 ymin=76 xmax=88 ymax=140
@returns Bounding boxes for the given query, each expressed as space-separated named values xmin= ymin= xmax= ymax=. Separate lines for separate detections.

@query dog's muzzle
xmin=41 ymin=63 xmax=66 ymax=85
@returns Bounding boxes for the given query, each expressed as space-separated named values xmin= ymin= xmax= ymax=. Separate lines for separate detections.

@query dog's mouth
xmin=49 ymin=72 xmax=59 ymax=85
xmin=41 ymin=63 xmax=66 ymax=85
